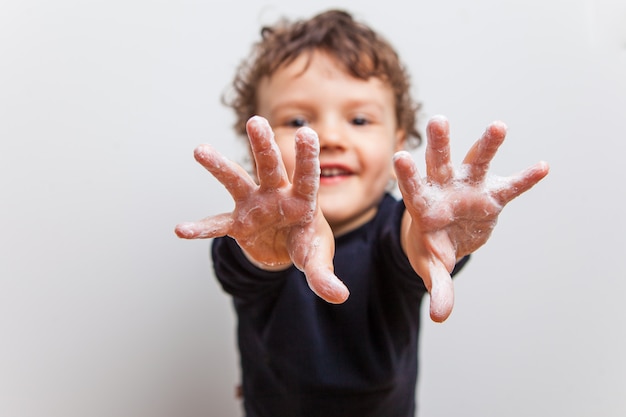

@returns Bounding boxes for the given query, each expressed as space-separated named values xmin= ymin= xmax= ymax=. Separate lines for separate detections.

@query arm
xmin=175 ymin=116 xmax=349 ymax=304
xmin=394 ymin=116 xmax=549 ymax=322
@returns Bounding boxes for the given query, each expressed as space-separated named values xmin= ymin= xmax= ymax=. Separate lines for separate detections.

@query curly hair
xmin=223 ymin=9 xmax=422 ymax=148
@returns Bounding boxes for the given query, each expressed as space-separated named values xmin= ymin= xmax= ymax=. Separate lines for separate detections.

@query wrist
xmin=241 ymin=247 xmax=292 ymax=271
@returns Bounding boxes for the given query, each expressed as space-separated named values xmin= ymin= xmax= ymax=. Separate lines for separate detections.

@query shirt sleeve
xmin=211 ymin=236 xmax=292 ymax=303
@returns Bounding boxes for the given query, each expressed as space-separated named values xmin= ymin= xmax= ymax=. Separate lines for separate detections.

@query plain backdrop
xmin=1 ymin=0 xmax=625 ymax=416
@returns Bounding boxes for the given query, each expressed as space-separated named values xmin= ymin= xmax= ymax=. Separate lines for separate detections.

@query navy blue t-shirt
xmin=212 ymin=193 xmax=469 ymax=417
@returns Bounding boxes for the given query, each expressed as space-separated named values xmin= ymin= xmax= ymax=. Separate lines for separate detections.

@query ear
xmin=387 ymin=129 xmax=407 ymax=190
xmin=394 ymin=128 xmax=407 ymax=153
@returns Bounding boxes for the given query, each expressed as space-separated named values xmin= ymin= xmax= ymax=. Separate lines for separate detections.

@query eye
xmin=286 ymin=117 xmax=309 ymax=128
xmin=351 ymin=116 xmax=369 ymax=126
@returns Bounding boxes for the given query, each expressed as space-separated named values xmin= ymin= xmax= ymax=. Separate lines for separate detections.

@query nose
xmin=314 ymin=117 xmax=345 ymax=151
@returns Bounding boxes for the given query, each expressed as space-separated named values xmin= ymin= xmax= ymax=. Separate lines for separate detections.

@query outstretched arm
xmin=175 ymin=116 xmax=349 ymax=304
xmin=394 ymin=116 xmax=549 ymax=322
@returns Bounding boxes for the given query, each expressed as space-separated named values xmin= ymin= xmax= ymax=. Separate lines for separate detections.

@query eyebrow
xmin=269 ymin=97 xmax=387 ymax=114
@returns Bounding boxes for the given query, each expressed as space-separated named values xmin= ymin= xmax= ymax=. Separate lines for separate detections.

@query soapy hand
xmin=175 ymin=116 xmax=349 ymax=304
xmin=393 ymin=116 xmax=549 ymax=322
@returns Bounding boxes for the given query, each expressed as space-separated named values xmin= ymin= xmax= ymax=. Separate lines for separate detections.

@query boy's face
xmin=257 ymin=50 xmax=405 ymax=236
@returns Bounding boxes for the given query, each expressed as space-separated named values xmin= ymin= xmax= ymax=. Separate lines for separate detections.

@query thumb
xmin=287 ymin=221 xmax=349 ymax=304
xmin=428 ymin=262 xmax=455 ymax=322
xmin=304 ymin=265 xmax=350 ymax=304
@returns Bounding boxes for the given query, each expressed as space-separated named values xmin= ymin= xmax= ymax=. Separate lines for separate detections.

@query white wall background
xmin=1 ymin=0 xmax=624 ymax=416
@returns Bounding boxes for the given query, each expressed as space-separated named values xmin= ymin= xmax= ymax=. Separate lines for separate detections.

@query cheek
xmin=364 ymin=144 xmax=396 ymax=178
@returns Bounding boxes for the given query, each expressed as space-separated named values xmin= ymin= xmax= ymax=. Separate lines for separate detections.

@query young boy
xmin=175 ymin=9 xmax=549 ymax=417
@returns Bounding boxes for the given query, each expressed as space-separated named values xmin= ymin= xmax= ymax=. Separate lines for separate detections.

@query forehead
xmin=281 ymin=51 xmax=350 ymax=79
xmin=258 ymin=51 xmax=394 ymax=108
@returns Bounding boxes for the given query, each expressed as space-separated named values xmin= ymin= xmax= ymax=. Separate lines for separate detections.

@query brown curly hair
xmin=223 ymin=9 xmax=423 ymax=148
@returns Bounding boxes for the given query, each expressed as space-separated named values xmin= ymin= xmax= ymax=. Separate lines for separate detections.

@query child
xmin=175 ymin=9 xmax=549 ymax=417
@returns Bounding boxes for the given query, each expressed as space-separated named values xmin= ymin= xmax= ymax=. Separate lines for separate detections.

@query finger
xmin=288 ymin=221 xmax=350 ymax=304
xmin=428 ymin=261 xmax=455 ymax=322
xmin=246 ymin=116 xmax=289 ymax=190
xmin=174 ymin=213 xmax=233 ymax=239
xmin=491 ymin=161 xmax=550 ymax=206
xmin=425 ymin=115 xmax=454 ymax=184
xmin=194 ymin=144 xmax=256 ymax=201
xmin=304 ymin=265 xmax=350 ymax=304
xmin=462 ymin=121 xmax=507 ymax=183
xmin=393 ymin=151 xmax=428 ymax=213
xmin=292 ymin=127 xmax=320 ymax=201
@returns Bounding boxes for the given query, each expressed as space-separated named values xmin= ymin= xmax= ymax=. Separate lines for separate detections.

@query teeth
xmin=321 ymin=167 xmax=349 ymax=177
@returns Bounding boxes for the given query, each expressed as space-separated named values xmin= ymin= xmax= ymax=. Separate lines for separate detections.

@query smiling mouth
xmin=320 ymin=167 xmax=352 ymax=178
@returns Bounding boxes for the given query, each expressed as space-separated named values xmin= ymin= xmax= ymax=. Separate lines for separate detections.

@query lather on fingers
xmin=461 ymin=121 xmax=507 ymax=183
xmin=193 ymin=144 xmax=256 ymax=201
xmin=425 ymin=116 xmax=454 ymax=185
xmin=291 ymin=126 xmax=321 ymax=201
xmin=247 ymin=116 xmax=289 ymax=190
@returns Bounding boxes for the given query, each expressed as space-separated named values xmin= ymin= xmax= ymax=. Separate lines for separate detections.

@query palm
xmin=394 ymin=116 xmax=549 ymax=322
xmin=175 ymin=116 xmax=349 ymax=303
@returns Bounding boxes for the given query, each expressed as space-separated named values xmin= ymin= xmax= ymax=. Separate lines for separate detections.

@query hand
xmin=175 ymin=116 xmax=349 ymax=304
xmin=393 ymin=116 xmax=549 ymax=322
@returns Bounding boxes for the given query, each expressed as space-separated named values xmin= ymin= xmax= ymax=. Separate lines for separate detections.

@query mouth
xmin=321 ymin=166 xmax=351 ymax=177
xmin=319 ymin=165 xmax=353 ymax=183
